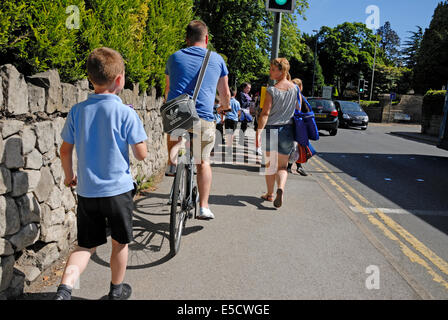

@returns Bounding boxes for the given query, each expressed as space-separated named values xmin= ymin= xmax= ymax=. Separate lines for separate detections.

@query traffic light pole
xmin=270 ymin=12 xmax=282 ymax=85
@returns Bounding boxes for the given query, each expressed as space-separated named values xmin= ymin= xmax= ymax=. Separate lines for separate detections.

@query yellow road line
xmin=310 ymin=158 xmax=448 ymax=290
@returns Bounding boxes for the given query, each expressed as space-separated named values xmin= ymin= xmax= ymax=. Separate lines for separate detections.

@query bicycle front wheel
xmin=169 ymin=163 xmax=187 ymax=256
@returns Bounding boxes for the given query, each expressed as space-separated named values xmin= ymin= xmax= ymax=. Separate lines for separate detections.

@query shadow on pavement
xmin=209 ymin=194 xmax=276 ymax=211
xmin=316 ymin=152 xmax=448 ymax=236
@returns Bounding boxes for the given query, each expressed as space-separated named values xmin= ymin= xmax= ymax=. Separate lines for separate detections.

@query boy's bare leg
xmin=110 ymin=239 xmax=128 ymax=285
xmin=60 ymin=246 xmax=96 ymax=288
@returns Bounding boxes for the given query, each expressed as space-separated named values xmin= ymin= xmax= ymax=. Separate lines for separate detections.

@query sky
xmin=297 ymin=0 xmax=443 ymax=47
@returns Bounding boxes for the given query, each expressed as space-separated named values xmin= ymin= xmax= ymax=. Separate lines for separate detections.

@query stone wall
xmin=380 ymin=94 xmax=424 ymax=123
xmin=0 ymin=65 xmax=167 ymax=299
xmin=422 ymin=114 xmax=443 ymax=137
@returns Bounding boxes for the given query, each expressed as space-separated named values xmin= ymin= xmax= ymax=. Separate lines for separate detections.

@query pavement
xmin=20 ymin=126 xmax=433 ymax=301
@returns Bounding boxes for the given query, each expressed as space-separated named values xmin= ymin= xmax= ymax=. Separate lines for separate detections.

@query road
xmin=23 ymin=123 xmax=448 ymax=301
xmin=306 ymin=123 xmax=448 ymax=299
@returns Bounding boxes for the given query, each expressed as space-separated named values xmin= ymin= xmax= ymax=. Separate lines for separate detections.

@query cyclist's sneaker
xmin=165 ymin=164 xmax=177 ymax=177
xmin=197 ymin=207 xmax=215 ymax=220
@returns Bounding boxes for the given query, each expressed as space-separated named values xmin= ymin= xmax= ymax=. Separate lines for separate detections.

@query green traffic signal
xmin=275 ymin=0 xmax=287 ymax=4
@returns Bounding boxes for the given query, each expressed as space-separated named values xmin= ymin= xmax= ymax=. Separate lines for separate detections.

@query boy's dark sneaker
xmin=108 ymin=283 xmax=132 ymax=300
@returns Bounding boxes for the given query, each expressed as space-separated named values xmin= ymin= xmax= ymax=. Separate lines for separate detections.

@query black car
xmin=307 ymin=98 xmax=339 ymax=136
xmin=334 ymin=100 xmax=369 ymax=130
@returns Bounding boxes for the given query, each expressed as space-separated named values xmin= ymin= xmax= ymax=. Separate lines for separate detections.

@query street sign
xmin=322 ymin=86 xmax=332 ymax=99
xmin=266 ymin=0 xmax=296 ymax=13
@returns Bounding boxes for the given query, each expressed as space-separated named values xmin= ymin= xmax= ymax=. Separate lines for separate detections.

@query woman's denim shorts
xmin=263 ymin=124 xmax=295 ymax=155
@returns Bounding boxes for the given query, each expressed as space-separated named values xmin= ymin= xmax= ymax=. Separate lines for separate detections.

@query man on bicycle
xmin=164 ymin=20 xmax=231 ymax=219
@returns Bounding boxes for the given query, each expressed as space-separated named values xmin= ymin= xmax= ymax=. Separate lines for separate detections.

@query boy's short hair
xmin=87 ymin=47 xmax=125 ymax=86
xmin=186 ymin=20 xmax=208 ymax=44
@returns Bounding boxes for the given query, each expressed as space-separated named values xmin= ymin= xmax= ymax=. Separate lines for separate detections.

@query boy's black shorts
xmin=76 ymin=190 xmax=134 ymax=249
xmin=224 ymin=119 xmax=238 ymax=132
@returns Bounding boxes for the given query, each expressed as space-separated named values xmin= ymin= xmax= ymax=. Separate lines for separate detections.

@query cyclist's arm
xmin=132 ymin=142 xmax=147 ymax=161
xmin=217 ymin=75 xmax=231 ymax=114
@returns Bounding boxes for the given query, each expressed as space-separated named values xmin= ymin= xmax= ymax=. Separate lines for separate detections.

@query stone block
xmin=52 ymin=117 xmax=65 ymax=151
xmin=0 ymin=239 xmax=13 ymax=256
xmin=3 ymin=135 xmax=23 ymax=169
xmin=0 ymin=120 xmax=24 ymax=139
xmin=15 ymin=193 xmax=41 ymax=226
xmin=11 ymin=170 xmax=29 ymax=197
xmin=23 ymin=170 xmax=40 ymax=192
xmin=46 ymin=186 xmax=62 ymax=210
xmin=21 ymin=127 xmax=36 ymax=155
xmin=40 ymin=223 xmax=67 ymax=244
xmin=0 ymin=167 xmax=11 ymax=195
xmin=61 ymin=188 xmax=76 ymax=211
xmin=0 ymin=195 xmax=20 ymax=237
xmin=8 ymin=223 xmax=39 ymax=252
xmin=24 ymin=149 xmax=42 ymax=170
xmin=0 ymin=255 xmax=14 ymax=292
xmin=5 ymin=269 xmax=25 ymax=298
xmin=0 ymin=136 xmax=3 ymax=165
xmin=33 ymin=166 xmax=53 ymax=203
xmin=15 ymin=265 xmax=40 ymax=282
xmin=35 ymin=242 xmax=60 ymax=272
xmin=27 ymin=70 xmax=62 ymax=114
xmin=0 ymin=64 xmax=29 ymax=115
xmin=27 ymin=83 xmax=45 ymax=113
xmin=61 ymin=83 xmax=77 ymax=113
xmin=65 ymin=210 xmax=77 ymax=242
xmin=34 ymin=121 xmax=54 ymax=154
xmin=75 ymin=78 xmax=89 ymax=103
xmin=49 ymin=159 xmax=62 ymax=186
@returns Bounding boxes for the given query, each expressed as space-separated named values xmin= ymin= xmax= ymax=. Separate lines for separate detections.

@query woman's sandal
xmin=261 ymin=194 xmax=274 ymax=202
xmin=274 ymin=189 xmax=283 ymax=208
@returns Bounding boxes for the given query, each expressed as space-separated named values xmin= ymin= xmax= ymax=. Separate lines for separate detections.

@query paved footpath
xmin=27 ymin=129 xmax=422 ymax=300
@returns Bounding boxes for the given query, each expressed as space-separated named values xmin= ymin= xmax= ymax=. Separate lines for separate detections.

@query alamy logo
xmin=365 ymin=265 xmax=380 ymax=290
xmin=66 ymin=5 xmax=80 ymax=30
xmin=365 ymin=5 xmax=380 ymax=31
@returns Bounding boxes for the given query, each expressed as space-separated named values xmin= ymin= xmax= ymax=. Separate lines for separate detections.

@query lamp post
xmin=370 ymin=35 xmax=378 ymax=101
xmin=311 ymin=29 xmax=318 ymax=97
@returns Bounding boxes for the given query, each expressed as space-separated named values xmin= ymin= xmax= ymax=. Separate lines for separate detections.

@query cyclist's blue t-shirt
xmin=165 ymin=46 xmax=229 ymax=122
xmin=61 ymin=94 xmax=148 ymax=198
xmin=226 ymin=97 xmax=241 ymax=121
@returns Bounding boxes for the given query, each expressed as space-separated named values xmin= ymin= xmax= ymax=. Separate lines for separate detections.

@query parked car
xmin=307 ymin=98 xmax=339 ymax=136
xmin=334 ymin=100 xmax=369 ymax=130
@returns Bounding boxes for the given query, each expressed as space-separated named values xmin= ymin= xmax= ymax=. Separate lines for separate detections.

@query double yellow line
xmin=310 ymin=157 xmax=448 ymax=293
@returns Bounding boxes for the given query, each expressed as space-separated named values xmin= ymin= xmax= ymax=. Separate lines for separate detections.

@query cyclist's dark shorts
xmin=76 ymin=190 xmax=134 ymax=249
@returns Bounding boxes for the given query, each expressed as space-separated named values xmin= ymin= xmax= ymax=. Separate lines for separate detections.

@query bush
xmin=0 ymin=0 xmax=194 ymax=93
xmin=422 ymin=90 xmax=447 ymax=116
xmin=359 ymin=100 xmax=380 ymax=109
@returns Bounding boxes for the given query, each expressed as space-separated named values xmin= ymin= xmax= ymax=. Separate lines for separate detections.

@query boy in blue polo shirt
xmin=54 ymin=47 xmax=148 ymax=300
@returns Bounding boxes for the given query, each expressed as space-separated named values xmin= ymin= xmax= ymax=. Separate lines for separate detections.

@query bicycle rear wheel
xmin=169 ymin=162 xmax=187 ymax=256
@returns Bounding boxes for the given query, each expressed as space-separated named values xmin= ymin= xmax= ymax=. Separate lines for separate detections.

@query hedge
xmin=359 ymin=100 xmax=380 ymax=109
xmin=0 ymin=0 xmax=194 ymax=93
xmin=422 ymin=90 xmax=447 ymax=116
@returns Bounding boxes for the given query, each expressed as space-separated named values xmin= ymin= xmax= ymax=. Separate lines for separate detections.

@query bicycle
xmin=168 ymin=132 xmax=199 ymax=256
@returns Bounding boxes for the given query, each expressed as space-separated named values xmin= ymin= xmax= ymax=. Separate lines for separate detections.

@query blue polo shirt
xmin=165 ymin=46 xmax=229 ymax=122
xmin=61 ymin=94 xmax=148 ymax=198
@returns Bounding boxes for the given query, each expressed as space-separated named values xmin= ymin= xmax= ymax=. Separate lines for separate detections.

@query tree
xmin=316 ymin=22 xmax=382 ymax=97
xmin=193 ymin=0 xmax=309 ymax=87
xmin=401 ymin=26 xmax=423 ymax=69
xmin=414 ymin=1 xmax=448 ymax=94
xmin=376 ymin=21 xmax=401 ymax=66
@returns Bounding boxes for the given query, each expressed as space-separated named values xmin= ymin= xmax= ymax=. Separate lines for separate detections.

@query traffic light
xmin=363 ymin=80 xmax=369 ymax=93
xmin=359 ymin=79 xmax=366 ymax=94
xmin=266 ymin=0 xmax=296 ymax=13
